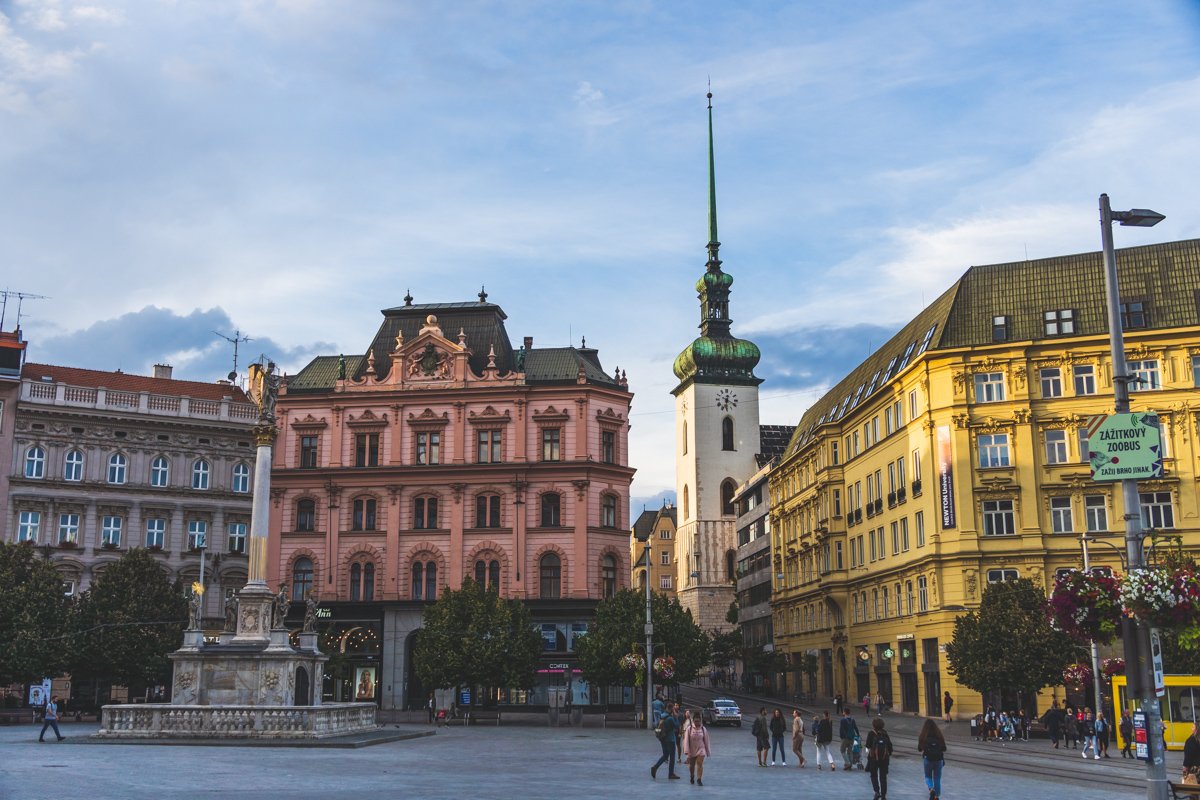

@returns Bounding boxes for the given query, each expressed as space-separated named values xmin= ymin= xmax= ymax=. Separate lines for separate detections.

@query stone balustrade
xmin=98 ymin=703 xmax=377 ymax=739
xmin=21 ymin=379 xmax=257 ymax=422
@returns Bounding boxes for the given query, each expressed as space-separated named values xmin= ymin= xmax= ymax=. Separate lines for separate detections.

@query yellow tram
xmin=1112 ymin=674 xmax=1199 ymax=752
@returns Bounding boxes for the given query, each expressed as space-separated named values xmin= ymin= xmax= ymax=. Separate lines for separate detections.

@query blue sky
xmin=3 ymin=0 xmax=1199 ymax=517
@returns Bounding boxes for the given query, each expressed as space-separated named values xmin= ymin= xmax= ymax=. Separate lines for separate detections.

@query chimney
xmin=152 ymin=364 xmax=173 ymax=380
xmin=523 ymin=336 xmax=533 ymax=350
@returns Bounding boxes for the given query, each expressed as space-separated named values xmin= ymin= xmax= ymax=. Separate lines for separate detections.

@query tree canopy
xmin=576 ymin=589 xmax=708 ymax=688
xmin=0 ymin=543 xmax=72 ymax=685
xmin=412 ymin=579 xmax=541 ymax=696
xmin=68 ymin=548 xmax=188 ymax=689
xmin=946 ymin=578 xmax=1082 ymax=697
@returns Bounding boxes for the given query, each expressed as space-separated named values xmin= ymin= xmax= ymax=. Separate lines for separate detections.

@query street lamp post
xmin=634 ymin=528 xmax=654 ymax=730
xmin=1078 ymin=535 xmax=1105 ymax=715
xmin=1098 ymin=193 xmax=1167 ymax=800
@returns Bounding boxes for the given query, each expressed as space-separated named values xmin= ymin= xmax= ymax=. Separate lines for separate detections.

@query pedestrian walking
xmin=1043 ymin=702 xmax=1064 ymax=749
xmin=983 ymin=704 xmax=997 ymax=741
xmin=1120 ymin=711 xmax=1134 ymax=758
xmin=1096 ymin=711 xmax=1111 ymax=758
xmin=1081 ymin=709 xmax=1098 ymax=759
xmin=1064 ymin=706 xmax=1079 ymax=749
xmin=652 ymin=693 xmax=665 ymax=726
xmin=866 ymin=717 xmax=893 ymax=800
xmin=769 ymin=708 xmax=787 ymax=766
xmin=651 ymin=701 xmax=681 ymax=780
xmin=1017 ymin=709 xmax=1029 ymax=741
xmin=835 ymin=693 xmax=844 ymax=715
xmin=683 ymin=710 xmax=711 ymax=786
xmin=839 ymin=708 xmax=861 ymax=770
xmin=942 ymin=691 xmax=953 ymax=723
xmin=38 ymin=695 xmax=65 ymax=742
xmin=752 ymin=707 xmax=771 ymax=767
xmin=874 ymin=692 xmax=885 ymax=716
xmin=1183 ymin=721 xmax=1200 ymax=785
xmin=791 ymin=709 xmax=807 ymax=767
xmin=863 ymin=694 xmax=870 ymax=714
xmin=426 ymin=693 xmax=435 ymax=724
xmin=815 ymin=710 xmax=836 ymax=770
xmin=917 ymin=718 xmax=947 ymax=800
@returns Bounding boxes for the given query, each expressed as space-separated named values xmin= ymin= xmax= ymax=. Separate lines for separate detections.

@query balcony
xmin=22 ymin=379 xmax=257 ymax=422
xmin=886 ymin=491 xmax=897 ymax=509
xmin=911 ymin=480 xmax=922 ymax=497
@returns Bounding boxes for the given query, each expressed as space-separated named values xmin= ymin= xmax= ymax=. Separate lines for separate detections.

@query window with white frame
xmin=191 ymin=459 xmax=210 ymax=490
xmin=1050 ymin=496 xmax=1073 ymax=533
xmin=1077 ymin=428 xmax=1090 ymax=463
xmin=906 ymin=580 xmax=915 ymax=614
xmin=150 ymin=456 xmax=169 ymax=487
xmin=1127 ymin=359 xmax=1161 ymax=391
xmin=915 ymin=510 xmax=925 ymax=547
xmin=992 ymin=315 xmax=1009 ymax=343
xmin=909 ymin=389 xmax=919 ymax=420
xmin=145 ymin=517 xmax=166 ymax=548
xmin=58 ymin=513 xmax=79 ymax=544
xmin=900 ymin=517 xmax=909 ymax=551
xmin=1044 ymin=429 xmax=1068 ymax=464
xmin=1139 ymin=491 xmax=1174 ymax=529
xmin=1040 ymin=367 xmax=1062 ymax=398
xmin=477 ymin=429 xmax=502 ymax=463
xmin=232 ymin=463 xmax=250 ymax=493
xmin=17 ymin=510 xmax=40 ymax=542
xmin=24 ymin=446 xmax=45 ymax=479
xmin=1044 ymin=309 xmax=1075 ymax=335
xmin=107 ymin=453 xmax=127 ymax=484
xmin=601 ymin=495 xmax=618 ymax=528
xmin=63 ymin=450 xmax=84 ymax=482
xmin=978 ymin=433 xmax=1010 ymax=468
xmin=227 ymin=522 xmax=247 ymax=554
xmin=659 ymin=575 xmax=673 ymax=590
xmin=891 ymin=521 xmax=900 ymax=555
xmin=660 ymin=550 xmax=670 ymax=566
xmin=986 ymin=569 xmax=1019 ymax=583
xmin=101 ymin=515 xmax=123 ymax=546
xmin=1085 ymin=495 xmax=1107 ymax=532
xmin=187 ymin=520 xmax=207 ymax=550
xmin=982 ymin=499 xmax=1016 ymax=536
xmin=1073 ymin=364 xmax=1096 ymax=395
xmin=917 ymin=576 xmax=929 ymax=611
xmin=415 ymin=431 xmax=441 ymax=465
xmin=974 ymin=372 xmax=1005 ymax=403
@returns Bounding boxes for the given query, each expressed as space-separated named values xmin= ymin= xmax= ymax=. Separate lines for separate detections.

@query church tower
xmin=672 ymin=92 xmax=763 ymax=632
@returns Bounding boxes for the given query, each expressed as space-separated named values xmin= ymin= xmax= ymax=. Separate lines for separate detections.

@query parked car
xmin=703 ymin=698 xmax=743 ymax=727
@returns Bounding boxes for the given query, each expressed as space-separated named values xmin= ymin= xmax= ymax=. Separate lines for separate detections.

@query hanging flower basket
xmin=1120 ymin=566 xmax=1200 ymax=629
xmin=1048 ymin=570 xmax=1122 ymax=645
xmin=653 ymin=655 xmax=676 ymax=681
xmin=1102 ymin=657 xmax=1126 ymax=677
xmin=1062 ymin=662 xmax=1093 ymax=688
xmin=619 ymin=652 xmax=645 ymax=685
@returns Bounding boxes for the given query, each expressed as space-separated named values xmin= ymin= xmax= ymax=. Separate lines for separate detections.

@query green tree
xmin=576 ymin=589 xmax=708 ymax=688
xmin=1160 ymin=629 xmax=1200 ymax=675
xmin=412 ymin=579 xmax=540 ymax=699
xmin=709 ymin=629 xmax=742 ymax=671
xmin=68 ymin=548 xmax=188 ymax=690
xmin=0 ymin=543 xmax=72 ymax=685
xmin=946 ymin=578 xmax=1082 ymax=699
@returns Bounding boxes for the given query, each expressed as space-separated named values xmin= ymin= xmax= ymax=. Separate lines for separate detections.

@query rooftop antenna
xmin=214 ymin=329 xmax=252 ymax=382
xmin=0 ymin=289 xmax=49 ymax=331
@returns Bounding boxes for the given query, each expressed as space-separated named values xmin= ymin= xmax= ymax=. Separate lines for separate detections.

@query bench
xmin=469 ymin=709 xmax=501 ymax=726
xmin=603 ymin=711 xmax=639 ymax=728
xmin=1170 ymin=782 xmax=1200 ymax=800
xmin=0 ymin=709 xmax=35 ymax=725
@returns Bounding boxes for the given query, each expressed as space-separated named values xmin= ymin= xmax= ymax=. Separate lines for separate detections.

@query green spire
xmin=707 ymin=91 xmax=718 ymax=249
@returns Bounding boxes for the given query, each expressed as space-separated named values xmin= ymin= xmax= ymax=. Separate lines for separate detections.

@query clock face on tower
xmin=715 ymin=389 xmax=738 ymax=412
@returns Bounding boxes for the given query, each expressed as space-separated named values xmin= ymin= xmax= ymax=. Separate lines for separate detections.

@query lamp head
xmin=1114 ymin=208 xmax=1165 ymax=227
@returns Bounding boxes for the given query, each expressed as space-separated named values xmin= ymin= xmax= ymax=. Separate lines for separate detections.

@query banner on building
xmin=937 ymin=425 xmax=956 ymax=529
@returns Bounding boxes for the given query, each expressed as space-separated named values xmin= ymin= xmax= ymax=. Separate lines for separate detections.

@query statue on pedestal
xmin=303 ymin=590 xmax=320 ymax=633
xmin=223 ymin=594 xmax=239 ymax=633
xmin=188 ymin=592 xmax=203 ymax=630
xmin=273 ymin=583 xmax=290 ymax=629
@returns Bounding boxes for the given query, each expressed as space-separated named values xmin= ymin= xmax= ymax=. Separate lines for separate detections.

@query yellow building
xmin=770 ymin=238 xmax=1200 ymax=718
xmin=631 ymin=502 xmax=678 ymax=597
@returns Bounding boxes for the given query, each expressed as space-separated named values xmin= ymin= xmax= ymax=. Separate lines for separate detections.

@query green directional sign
xmin=1087 ymin=412 xmax=1163 ymax=481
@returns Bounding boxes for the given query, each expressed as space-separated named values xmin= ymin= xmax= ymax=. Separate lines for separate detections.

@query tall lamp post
xmin=1098 ymin=193 xmax=1167 ymax=800
xmin=1078 ymin=535 xmax=1105 ymax=715
xmin=633 ymin=527 xmax=654 ymax=730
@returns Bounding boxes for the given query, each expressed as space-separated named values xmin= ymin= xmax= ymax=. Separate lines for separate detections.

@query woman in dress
xmin=683 ymin=710 xmax=712 ymax=786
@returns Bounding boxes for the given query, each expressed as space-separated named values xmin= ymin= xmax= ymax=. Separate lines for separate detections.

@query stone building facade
xmin=631 ymin=502 xmax=678 ymax=597
xmin=6 ymin=362 xmax=258 ymax=616
xmin=267 ymin=294 xmax=634 ymax=713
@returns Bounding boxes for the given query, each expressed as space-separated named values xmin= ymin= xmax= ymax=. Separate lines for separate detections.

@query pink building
xmin=269 ymin=294 xmax=634 ymax=713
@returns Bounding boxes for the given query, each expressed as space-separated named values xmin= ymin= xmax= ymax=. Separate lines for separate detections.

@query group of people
xmin=651 ymin=702 xmax=949 ymax=799
xmin=974 ymin=705 xmax=1032 ymax=742
xmin=1038 ymin=702 xmax=1124 ymax=758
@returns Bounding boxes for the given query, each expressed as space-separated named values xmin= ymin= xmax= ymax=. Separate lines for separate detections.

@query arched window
xmin=350 ymin=561 xmax=375 ymax=601
xmin=150 ymin=455 xmax=169 ymax=487
xmin=425 ymin=561 xmax=437 ymax=600
xmin=540 ymin=493 xmax=561 ymax=527
xmin=601 ymin=555 xmax=617 ymax=599
xmin=63 ymin=449 xmax=84 ymax=482
xmin=296 ymin=499 xmax=316 ymax=532
xmin=721 ymin=479 xmax=736 ymax=516
xmin=291 ymin=557 xmax=313 ymax=601
xmin=725 ymin=549 xmax=736 ymax=582
xmin=540 ymin=553 xmax=561 ymax=599
xmin=682 ymin=485 xmax=690 ymax=521
xmin=489 ymin=559 xmax=499 ymax=589
xmin=107 ymin=453 xmax=127 ymax=484
xmin=722 ymin=417 xmax=735 ymax=451
xmin=232 ymin=463 xmax=250 ymax=493
xmin=682 ymin=420 xmax=688 ymax=455
xmin=412 ymin=561 xmax=424 ymax=600
xmin=24 ymin=446 xmax=45 ymax=479
xmin=474 ymin=558 xmax=501 ymax=591
xmin=191 ymin=459 xmax=210 ymax=490
xmin=475 ymin=559 xmax=485 ymax=585
xmin=475 ymin=494 xmax=501 ymax=528
xmin=352 ymin=497 xmax=377 ymax=531
xmin=364 ymin=562 xmax=375 ymax=600
xmin=350 ymin=563 xmax=361 ymax=601
xmin=414 ymin=496 xmax=439 ymax=529
xmin=601 ymin=495 xmax=617 ymax=528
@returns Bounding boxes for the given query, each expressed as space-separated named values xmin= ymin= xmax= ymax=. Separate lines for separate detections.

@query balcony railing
xmin=22 ymin=379 xmax=256 ymax=423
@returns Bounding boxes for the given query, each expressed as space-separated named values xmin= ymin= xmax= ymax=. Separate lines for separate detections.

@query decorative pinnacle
xmin=478 ymin=285 xmax=488 ymax=303
xmin=403 ymin=289 xmax=413 ymax=306
xmin=706 ymin=89 xmax=718 ymax=256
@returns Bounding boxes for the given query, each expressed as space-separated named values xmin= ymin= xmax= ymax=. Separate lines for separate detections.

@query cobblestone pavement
xmin=0 ymin=717 xmax=1161 ymax=800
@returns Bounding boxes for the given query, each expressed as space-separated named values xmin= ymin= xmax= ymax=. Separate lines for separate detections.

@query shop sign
xmin=1087 ymin=413 xmax=1163 ymax=481
xmin=896 ymin=633 xmax=915 ymax=641
xmin=937 ymin=425 xmax=956 ymax=528
xmin=882 ymin=648 xmax=895 ymax=660
xmin=315 ymin=607 xmax=332 ymax=619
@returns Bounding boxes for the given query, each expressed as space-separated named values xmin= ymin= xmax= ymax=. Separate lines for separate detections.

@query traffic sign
xmin=1086 ymin=412 xmax=1163 ymax=481
xmin=1151 ymin=629 xmax=1165 ymax=698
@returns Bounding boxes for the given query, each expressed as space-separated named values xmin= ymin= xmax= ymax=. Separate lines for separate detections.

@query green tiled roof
xmin=524 ymin=347 xmax=621 ymax=387
xmin=288 ymin=355 xmax=364 ymax=392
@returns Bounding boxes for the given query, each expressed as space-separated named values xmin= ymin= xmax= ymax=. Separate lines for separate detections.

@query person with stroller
xmin=839 ymin=708 xmax=861 ymax=770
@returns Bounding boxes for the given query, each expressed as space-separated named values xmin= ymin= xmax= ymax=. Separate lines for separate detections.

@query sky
xmin=3 ymin=0 xmax=1199 ymax=520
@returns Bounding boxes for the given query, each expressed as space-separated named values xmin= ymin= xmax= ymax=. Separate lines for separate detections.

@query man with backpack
xmin=815 ymin=710 xmax=837 ymax=769
xmin=839 ymin=708 xmax=861 ymax=770
xmin=651 ymin=701 xmax=681 ymax=780
xmin=866 ymin=717 xmax=893 ymax=800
